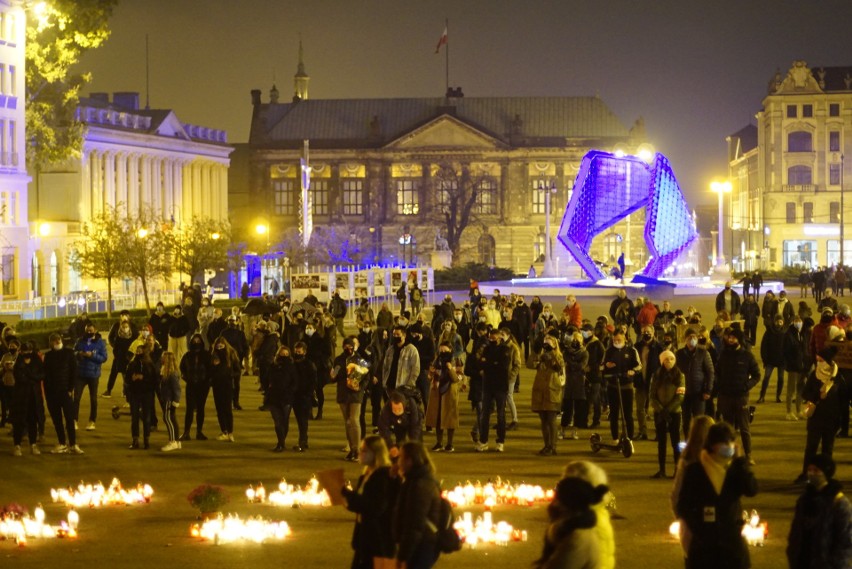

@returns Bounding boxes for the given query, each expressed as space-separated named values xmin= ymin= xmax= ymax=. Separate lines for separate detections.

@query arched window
xmin=788 ymin=165 xmax=813 ymax=185
xmin=478 ymin=234 xmax=495 ymax=265
xmin=788 ymin=131 xmax=813 ymax=152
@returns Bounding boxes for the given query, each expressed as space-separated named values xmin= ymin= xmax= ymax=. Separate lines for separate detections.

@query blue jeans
xmin=74 ymin=376 xmax=100 ymax=423
xmin=760 ymin=365 xmax=784 ymax=401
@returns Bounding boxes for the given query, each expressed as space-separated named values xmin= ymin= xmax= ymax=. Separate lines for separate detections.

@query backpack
xmin=427 ymin=494 xmax=462 ymax=554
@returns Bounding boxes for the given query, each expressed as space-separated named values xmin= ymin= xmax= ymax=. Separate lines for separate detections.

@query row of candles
xmin=50 ymin=478 xmax=154 ymax=508
xmin=245 ymin=478 xmax=331 ymax=507
xmin=0 ymin=506 xmax=79 ymax=546
xmin=668 ymin=510 xmax=768 ymax=547
xmin=442 ymin=480 xmax=553 ymax=509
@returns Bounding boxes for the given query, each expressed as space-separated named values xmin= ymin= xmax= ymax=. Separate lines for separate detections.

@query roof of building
xmin=813 ymin=66 xmax=852 ymax=92
xmin=250 ymin=96 xmax=630 ymax=148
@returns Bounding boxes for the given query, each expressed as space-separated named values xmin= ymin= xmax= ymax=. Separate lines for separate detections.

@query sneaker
xmin=444 ymin=445 xmax=455 ymax=452
xmin=196 ymin=433 xmax=208 ymax=441
xmin=474 ymin=442 xmax=489 ymax=452
xmin=161 ymin=441 xmax=180 ymax=452
xmin=557 ymin=428 xmax=565 ymax=440
xmin=31 ymin=444 xmax=41 ymax=455
xmin=217 ymin=433 xmax=230 ymax=441
xmin=793 ymin=473 xmax=807 ymax=484
xmin=292 ymin=445 xmax=305 ymax=452
xmin=786 ymin=412 xmax=797 ymax=421
xmin=227 ymin=433 xmax=235 ymax=442
xmin=86 ymin=422 xmax=96 ymax=431
xmin=507 ymin=421 xmax=518 ymax=431
xmin=570 ymin=429 xmax=579 ymax=440
xmin=69 ymin=445 xmax=84 ymax=455
xmin=651 ymin=471 xmax=667 ymax=479
xmin=340 ymin=445 xmax=350 ymax=453
xmin=100 ymin=391 xmax=111 ymax=398
xmin=495 ymin=443 xmax=504 ymax=452
xmin=129 ymin=439 xmax=139 ymax=449
xmin=12 ymin=445 xmax=22 ymax=456
xmin=431 ymin=443 xmax=444 ymax=452
xmin=50 ymin=444 xmax=69 ymax=454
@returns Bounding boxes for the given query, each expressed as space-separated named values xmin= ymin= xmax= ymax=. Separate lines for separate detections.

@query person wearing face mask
xmin=210 ymin=337 xmax=240 ymax=442
xmin=715 ymin=328 xmax=760 ymax=465
xmin=634 ymin=325 xmax=662 ymax=441
xmin=168 ymin=305 xmax=190 ymax=364
xmin=510 ymin=297 xmax=532 ymax=361
xmin=758 ymin=316 xmax=787 ymax=403
xmin=341 ymin=435 xmax=400 ymax=569
xmin=73 ymin=324 xmax=108 ymax=431
xmin=602 ymin=330 xmax=642 ymax=442
xmin=783 ymin=317 xmax=808 ymax=421
xmin=332 ymin=336 xmax=370 ymax=461
xmin=266 ymin=345 xmax=297 ymax=452
xmin=407 ymin=323 xmax=435 ymax=413
xmin=531 ymin=335 xmax=564 ymax=456
xmin=381 ymin=326 xmax=420 ymax=397
xmin=475 ymin=328 xmax=512 ymax=452
xmin=581 ymin=324 xmax=605 ymax=429
xmin=650 ymin=350 xmax=684 ymax=478
xmin=761 ymin=290 xmax=779 ymax=329
xmin=0 ymin=338 xmax=19 ymax=427
xmin=179 ymin=333 xmax=212 ymax=441
xmin=102 ymin=316 xmax=136 ymax=399
xmin=10 ymin=343 xmax=46 ymax=456
xmin=290 ymin=342 xmax=316 ymax=451
xmin=560 ymin=332 xmax=588 ymax=440
xmin=425 ymin=342 xmax=461 ymax=452
xmin=675 ymin=422 xmax=758 ymax=569
xmin=303 ymin=321 xmax=330 ymax=420
xmin=125 ymin=344 xmax=157 ymax=449
xmin=739 ymin=294 xmax=760 ymax=346
xmin=714 ymin=281 xmax=741 ymax=319
xmin=676 ymin=329 xmax=715 ymax=439
xmin=533 ymin=303 xmax=558 ymax=357
xmin=787 ymin=454 xmax=852 ymax=569
xmin=256 ymin=321 xmax=282 ymax=406
xmin=149 ymin=302 xmax=172 ymax=352
xmin=43 ymin=334 xmax=83 ymax=455
xmin=795 ymin=347 xmax=845 ymax=484
xmin=221 ymin=316 xmax=248 ymax=410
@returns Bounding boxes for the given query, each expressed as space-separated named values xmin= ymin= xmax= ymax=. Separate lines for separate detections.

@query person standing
xmin=11 ymin=343 xmax=45 ymax=456
xmin=330 ymin=290 xmax=348 ymax=337
xmin=675 ymin=422 xmax=758 ymax=569
xmin=425 ymin=342 xmax=461 ymax=452
xmin=221 ymin=315 xmax=248 ymax=410
xmin=676 ymin=329 xmax=715 ymax=439
xmin=783 ymin=316 xmax=808 ymax=421
xmin=408 ymin=323 xmax=435 ymax=413
xmin=290 ymin=341 xmax=316 ymax=451
xmin=650 ymin=350 xmax=684 ymax=478
xmin=787 ymin=454 xmax=852 ymax=569
xmin=168 ymin=305 xmax=191 ymax=364
xmin=332 ymin=336 xmax=370 ymax=462
xmin=752 ymin=271 xmax=763 ymax=298
xmin=715 ymin=328 xmax=760 ymax=465
xmin=739 ymin=294 xmax=760 ymax=346
xmin=158 ymin=352 xmax=182 ymax=452
xmin=125 ymin=344 xmax=156 ymax=449
xmin=758 ymin=315 xmax=786 ymax=403
xmin=396 ymin=280 xmax=408 ymax=315
xmin=149 ymin=302 xmax=173 ymax=355
xmin=476 ymin=327 xmax=512 ymax=452
xmin=342 ymin=435 xmax=400 ymax=569
xmin=210 ymin=337 xmax=239 ymax=442
xmin=303 ymin=320 xmax=329 ymax=420
xmin=670 ymin=415 xmax=715 ymax=561
xmin=43 ymin=334 xmax=82 ymax=455
xmin=381 ymin=325 xmax=420 ymax=395
xmin=634 ymin=325 xmax=662 ymax=440
xmin=73 ymin=323 xmax=108 ymax=431
xmin=714 ymin=281 xmax=741 ymax=318
xmin=0 ymin=339 xmax=18 ymax=427
xmin=393 ymin=441 xmax=441 ymax=569
xmin=179 ymin=334 xmax=211 ymax=441
xmin=409 ymin=282 xmax=424 ymax=318
xmin=103 ymin=316 xmax=136 ymax=398
xmin=602 ymin=330 xmax=642 ymax=441
xmin=794 ymin=347 xmax=845 ymax=484
xmin=531 ymin=334 xmax=564 ymax=456
xmin=560 ymin=332 xmax=588 ymax=440
xmin=266 ymin=345 xmax=296 ymax=452
xmin=562 ymin=295 xmax=583 ymax=328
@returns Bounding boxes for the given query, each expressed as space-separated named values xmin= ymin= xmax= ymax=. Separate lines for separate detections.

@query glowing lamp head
xmin=136 ymin=228 xmax=149 ymax=239
xmin=38 ymin=222 xmax=50 ymax=236
xmin=255 ymin=224 xmax=269 ymax=236
xmin=211 ymin=232 xmax=221 ymax=240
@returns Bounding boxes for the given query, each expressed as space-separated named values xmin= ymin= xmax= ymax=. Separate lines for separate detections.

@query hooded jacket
xmin=74 ymin=333 xmax=108 ymax=379
xmin=180 ymin=334 xmax=211 ymax=384
xmin=786 ymin=479 xmax=852 ymax=569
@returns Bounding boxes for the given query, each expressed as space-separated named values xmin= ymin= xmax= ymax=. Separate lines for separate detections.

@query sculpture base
xmin=430 ymin=250 xmax=453 ymax=270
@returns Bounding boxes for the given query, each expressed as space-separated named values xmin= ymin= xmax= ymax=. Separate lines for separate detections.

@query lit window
xmin=436 ymin=178 xmax=456 ymax=214
xmin=396 ymin=179 xmax=419 ymax=215
xmin=311 ymin=180 xmax=329 ymax=216
xmin=475 ymin=178 xmax=497 ymax=214
xmin=342 ymin=179 xmax=363 ymax=215
xmin=273 ymin=179 xmax=295 ymax=215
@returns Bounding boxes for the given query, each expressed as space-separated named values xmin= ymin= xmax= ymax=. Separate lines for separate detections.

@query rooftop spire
xmin=294 ymin=37 xmax=310 ymax=102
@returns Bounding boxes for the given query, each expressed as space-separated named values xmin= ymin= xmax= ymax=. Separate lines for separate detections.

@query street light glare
xmin=137 ymin=228 xmax=149 ymax=239
xmin=711 ymin=180 xmax=732 ymax=193
xmin=255 ymin=224 xmax=268 ymax=235
xmin=38 ymin=222 xmax=50 ymax=236
xmin=211 ymin=232 xmax=221 ymax=240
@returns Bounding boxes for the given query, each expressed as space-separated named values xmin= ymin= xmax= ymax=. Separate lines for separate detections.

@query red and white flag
xmin=435 ymin=26 xmax=447 ymax=54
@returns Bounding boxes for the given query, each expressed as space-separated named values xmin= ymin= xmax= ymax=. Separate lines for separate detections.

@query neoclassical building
xmin=0 ymin=1 xmax=31 ymax=299
xmin=727 ymin=60 xmax=852 ymax=270
xmin=232 ymin=60 xmax=651 ymax=276
xmin=29 ymin=92 xmax=232 ymax=296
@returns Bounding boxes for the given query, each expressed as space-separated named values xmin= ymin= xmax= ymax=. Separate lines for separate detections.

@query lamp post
xmin=841 ymin=154 xmax=845 ymax=266
xmin=255 ymin=223 xmax=270 ymax=293
xmin=539 ymin=180 xmax=558 ymax=277
xmin=711 ymin=180 xmax=732 ymax=270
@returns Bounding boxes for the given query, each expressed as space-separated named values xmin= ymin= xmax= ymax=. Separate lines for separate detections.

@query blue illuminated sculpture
xmin=557 ymin=150 xmax=697 ymax=282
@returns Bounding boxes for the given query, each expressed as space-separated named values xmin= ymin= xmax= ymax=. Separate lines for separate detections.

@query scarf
xmin=816 ymin=361 xmax=838 ymax=383
xmin=699 ymin=449 xmax=727 ymax=495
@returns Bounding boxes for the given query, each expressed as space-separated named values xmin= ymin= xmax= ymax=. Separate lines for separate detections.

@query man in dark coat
xmin=149 ymin=302 xmax=173 ymax=351
xmin=740 ymin=294 xmax=760 ymax=346
xmin=716 ymin=328 xmax=761 ymax=464
xmin=714 ymin=281 xmax=742 ymax=317
xmin=179 ymin=334 xmax=212 ymax=441
xmin=676 ymin=328 xmax=715 ymax=438
xmin=377 ymin=390 xmax=422 ymax=457
xmin=602 ymin=329 xmax=642 ymax=441
xmin=44 ymin=334 xmax=81 ymax=454
xmin=511 ymin=297 xmax=533 ymax=361
xmin=221 ymin=315 xmax=248 ymax=410
xmin=759 ymin=315 xmax=787 ymax=403
xmin=476 ymin=327 xmax=513 ymax=452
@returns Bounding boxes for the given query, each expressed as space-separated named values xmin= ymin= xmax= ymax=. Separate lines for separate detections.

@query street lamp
xmin=539 ymin=180 xmax=558 ymax=277
xmin=711 ymin=180 xmax=732 ymax=270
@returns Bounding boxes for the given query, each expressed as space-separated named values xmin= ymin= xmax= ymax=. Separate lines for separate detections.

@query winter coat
xmin=715 ymin=289 xmax=741 ymax=315
xmin=221 ymin=326 xmax=248 ymax=360
xmin=676 ymin=455 xmax=758 ymax=569
xmin=42 ymin=347 xmax=77 ymax=397
xmin=376 ymin=308 xmax=394 ymax=330
xmin=424 ymin=355 xmax=461 ymax=429
xmin=267 ymin=357 xmax=297 ymax=406
xmin=563 ymin=344 xmax=588 ymax=400
xmin=650 ymin=366 xmax=684 ymax=415
xmin=392 ymin=464 xmax=441 ymax=563
xmin=676 ymin=346 xmax=715 ymax=397
xmin=209 ymin=350 xmax=239 ymax=389
xmin=783 ymin=327 xmax=808 ymax=373
xmin=740 ymin=300 xmax=760 ymax=325
xmin=125 ymin=356 xmax=157 ymax=396
xmin=377 ymin=399 xmax=422 ymax=449
xmin=802 ymin=370 xmax=845 ymax=433
xmin=333 ymin=352 xmax=370 ymax=404
xmin=480 ymin=340 xmax=512 ymax=393
xmin=602 ymin=345 xmax=642 ymax=388
xmin=532 ymin=350 xmax=565 ymax=412
xmin=168 ymin=314 xmax=191 ymax=339
xmin=634 ymin=338 xmax=662 ymax=390
xmin=536 ymin=512 xmax=601 ymax=569
xmin=73 ymin=334 xmax=108 ymax=379
xmin=149 ymin=312 xmax=173 ymax=349
xmin=180 ymin=343 xmax=211 ymax=385
xmin=760 ymin=324 xmax=786 ymax=367
xmin=12 ymin=354 xmax=44 ymax=409
xmin=512 ymin=304 xmax=533 ymax=340
xmin=584 ymin=337 xmax=605 ymax=384
xmin=786 ymin=479 xmax=852 ymax=569
xmin=292 ymin=358 xmax=317 ymax=401
xmin=715 ymin=346 xmax=760 ymax=397
xmin=342 ymin=466 xmax=400 ymax=561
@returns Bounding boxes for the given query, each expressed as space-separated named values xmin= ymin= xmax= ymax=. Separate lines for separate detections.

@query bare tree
xmin=430 ymin=162 xmax=498 ymax=265
xmin=123 ymin=209 xmax=172 ymax=315
xmin=67 ymin=206 xmax=127 ymax=318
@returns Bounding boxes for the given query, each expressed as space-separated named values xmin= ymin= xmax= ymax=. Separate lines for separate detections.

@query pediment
xmin=154 ymin=112 xmax=191 ymax=140
xmin=386 ymin=115 xmax=502 ymax=150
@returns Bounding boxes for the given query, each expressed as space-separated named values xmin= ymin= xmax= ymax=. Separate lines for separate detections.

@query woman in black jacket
xmin=210 ymin=337 xmax=240 ymax=443
xmin=125 ymin=344 xmax=157 ymax=449
xmin=675 ymin=422 xmax=758 ymax=569
xmin=11 ymin=342 xmax=45 ymax=456
xmin=267 ymin=345 xmax=297 ymax=452
xmin=179 ymin=334 xmax=211 ymax=441
xmin=342 ymin=435 xmax=400 ymax=569
xmin=291 ymin=341 xmax=316 ymax=452
xmin=393 ymin=441 xmax=441 ymax=569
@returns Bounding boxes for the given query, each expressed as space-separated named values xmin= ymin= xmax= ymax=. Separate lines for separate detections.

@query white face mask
xmin=305 ymin=328 xmax=315 ymax=336
xmin=398 ymin=318 xmax=409 ymax=326
xmin=581 ymin=331 xmax=592 ymax=339
xmin=52 ymin=343 xmax=63 ymax=351
xmin=688 ymin=338 xmax=698 ymax=349
xmin=794 ymin=322 xmax=803 ymax=331
xmin=613 ymin=342 xmax=625 ymax=349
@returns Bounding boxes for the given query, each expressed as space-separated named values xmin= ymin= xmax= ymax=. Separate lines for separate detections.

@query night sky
xmin=77 ymin=0 xmax=852 ymax=206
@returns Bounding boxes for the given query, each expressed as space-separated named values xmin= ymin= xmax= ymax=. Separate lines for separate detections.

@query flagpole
xmin=445 ymin=18 xmax=449 ymax=96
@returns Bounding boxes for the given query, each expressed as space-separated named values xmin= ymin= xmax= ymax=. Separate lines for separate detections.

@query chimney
xmin=251 ymin=89 xmax=262 ymax=106
xmin=89 ymin=92 xmax=109 ymax=104
xmin=112 ymin=92 xmax=140 ymax=110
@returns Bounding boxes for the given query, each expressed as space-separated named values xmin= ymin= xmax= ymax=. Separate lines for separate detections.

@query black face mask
xmin=191 ymin=342 xmax=203 ymax=351
xmin=294 ymin=354 xmax=305 ymax=361
xmin=439 ymin=352 xmax=452 ymax=362
xmin=542 ymin=344 xmax=554 ymax=352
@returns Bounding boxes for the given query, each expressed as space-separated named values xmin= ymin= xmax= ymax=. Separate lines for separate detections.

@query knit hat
xmin=809 ymin=454 xmax=836 ymax=479
xmin=553 ymin=477 xmax=608 ymax=512
xmin=659 ymin=350 xmax=676 ymax=365
xmin=818 ymin=345 xmax=839 ymax=364
xmin=684 ymin=328 xmax=698 ymax=338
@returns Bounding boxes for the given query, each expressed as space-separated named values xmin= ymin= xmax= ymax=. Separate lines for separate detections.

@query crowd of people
xmin=4 ymin=274 xmax=852 ymax=567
